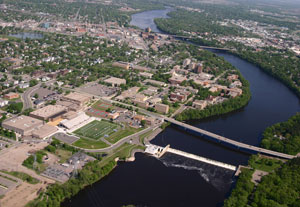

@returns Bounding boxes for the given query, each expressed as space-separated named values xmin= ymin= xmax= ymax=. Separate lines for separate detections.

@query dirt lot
xmin=0 ymin=142 xmax=55 ymax=207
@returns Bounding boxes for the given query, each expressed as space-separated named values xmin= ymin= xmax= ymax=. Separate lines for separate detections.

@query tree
xmin=141 ymin=120 xmax=146 ymax=127
xmin=7 ymin=102 xmax=23 ymax=114
xmin=29 ymin=79 xmax=38 ymax=87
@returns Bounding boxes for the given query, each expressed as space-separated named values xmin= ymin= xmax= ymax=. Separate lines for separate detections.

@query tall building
xmin=194 ymin=63 xmax=203 ymax=74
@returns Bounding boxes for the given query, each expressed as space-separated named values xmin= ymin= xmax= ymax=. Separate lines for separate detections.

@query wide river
xmin=63 ymin=9 xmax=300 ymax=207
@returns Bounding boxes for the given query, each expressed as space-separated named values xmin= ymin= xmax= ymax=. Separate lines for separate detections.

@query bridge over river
xmin=164 ymin=117 xmax=296 ymax=160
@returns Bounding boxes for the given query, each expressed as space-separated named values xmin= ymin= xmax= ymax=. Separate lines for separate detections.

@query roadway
xmin=21 ymin=80 xmax=56 ymax=110
xmin=21 ymin=84 xmax=40 ymax=110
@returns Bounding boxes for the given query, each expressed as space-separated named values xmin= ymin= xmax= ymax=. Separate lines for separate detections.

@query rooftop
xmin=30 ymin=105 xmax=67 ymax=118
xmin=104 ymin=77 xmax=126 ymax=85
xmin=63 ymin=92 xmax=91 ymax=103
xmin=3 ymin=115 xmax=43 ymax=130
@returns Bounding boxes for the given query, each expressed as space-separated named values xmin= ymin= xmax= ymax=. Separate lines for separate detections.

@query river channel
xmin=63 ymin=9 xmax=300 ymax=207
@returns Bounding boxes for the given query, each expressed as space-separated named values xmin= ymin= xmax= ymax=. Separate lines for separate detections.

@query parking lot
xmin=52 ymin=132 xmax=79 ymax=144
xmin=31 ymin=87 xmax=60 ymax=104
xmin=78 ymin=82 xmax=118 ymax=97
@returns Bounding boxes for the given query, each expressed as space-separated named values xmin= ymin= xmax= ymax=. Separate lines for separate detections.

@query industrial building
xmin=30 ymin=105 xmax=67 ymax=121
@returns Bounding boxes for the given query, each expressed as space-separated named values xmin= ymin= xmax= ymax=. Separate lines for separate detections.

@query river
xmin=9 ymin=32 xmax=44 ymax=39
xmin=63 ymin=9 xmax=300 ymax=207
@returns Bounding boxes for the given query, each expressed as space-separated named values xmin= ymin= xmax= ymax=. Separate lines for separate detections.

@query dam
xmin=145 ymin=144 xmax=236 ymax=171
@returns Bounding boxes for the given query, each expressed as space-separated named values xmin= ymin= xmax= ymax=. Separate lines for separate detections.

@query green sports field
xmin=74 ymin=120 xmax=118 ymax=140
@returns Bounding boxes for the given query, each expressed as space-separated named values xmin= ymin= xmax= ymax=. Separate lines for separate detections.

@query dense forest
xmin=223 ymin=168 xmax=255 ymax=207
xmin=261 ymin=113 xmax=300 ymax=155
xmin=234 ymin=48 xmax=300 ymax=98
xmin=224 ymin=157 xmax=300 ymax=207
xmin=154 ymin=9 xmax=245 ymax=37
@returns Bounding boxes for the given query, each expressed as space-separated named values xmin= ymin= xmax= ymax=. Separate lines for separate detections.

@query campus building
xmin=2 ymin=115 xmax=43 ymax=136
xmin=155 ymin=103 xmax=169 ymax=114
xmin=30 ymin=105 xmax=67 ymax=121
xmin=61 ymin=92 xmax=91 ymax=107
xmin=104 ymin=77 xmax=126 ymax=86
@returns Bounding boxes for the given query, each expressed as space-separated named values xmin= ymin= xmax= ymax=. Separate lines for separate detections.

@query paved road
xmin=21 ymin=84 xmax=40 ymax=110
xmin=21 ymin=80 xmax=56 ymax=110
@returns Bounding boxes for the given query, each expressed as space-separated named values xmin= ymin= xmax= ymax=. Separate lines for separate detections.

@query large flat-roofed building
xmin=112 ymin=62 xmax=130 ymax=70
xmin=104 ymin=77 xmax=126 ymax=87
xmin=32 ymin=124 xmax=58 ymax=139
xmin=132 ymin=65 xmax=151 ymax=72
xmin=2 ymin=115 xmax=43 ymax=136
xmin=61 ymin=92 xmax=91 ymax=106
xmin=30 ymin=105 xmax=67 ymax=121
xmin=169 ymin=75 xmax=187 ymax=85
xmin=193 ymin=100 xmax=207 ymax=110
xmin=57 ymin=100 xmax=81 ymax=112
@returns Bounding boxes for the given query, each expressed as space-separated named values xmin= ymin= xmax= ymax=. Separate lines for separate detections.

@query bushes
xmin=22 ymin=150 xmax=47 ymax=169
xmin=0 ymin=127 xmax=16 ymax=140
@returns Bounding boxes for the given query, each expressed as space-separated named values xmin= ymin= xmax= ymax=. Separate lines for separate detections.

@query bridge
xmin=164 ymin=117 xmax=296 ymax=160
xmin=156 ymin=33 xmax=232 ymax=51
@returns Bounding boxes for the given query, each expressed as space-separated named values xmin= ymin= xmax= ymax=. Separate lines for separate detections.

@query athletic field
xmin=74 ymin=120 xmax=118 ymax=140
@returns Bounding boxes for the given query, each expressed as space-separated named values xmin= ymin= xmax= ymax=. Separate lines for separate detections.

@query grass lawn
xmin=74 ymin=120 xmax=118 ymax=140
xmin=73 ymin=138 xmax=109 ymax=149
xmin=249 ymin=155 xmax=283 ymax=172
xmin=139 ymin=130 xmax=154 ymax=144
xmin=54 ymin=149 xmax=73 ymax=163
xmin=0 ymin=170 xmax=39 ymax=184
xmin=105 ymin=125 xmax=143 ymax=144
